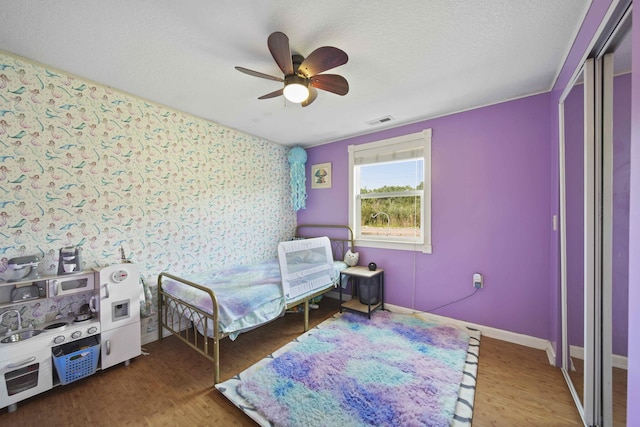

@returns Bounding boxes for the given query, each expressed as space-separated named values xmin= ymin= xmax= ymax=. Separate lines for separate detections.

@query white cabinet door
xmin=100 ymin=323 xmax=141 ymax=370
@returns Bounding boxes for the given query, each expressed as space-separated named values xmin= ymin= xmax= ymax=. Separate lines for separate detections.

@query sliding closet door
xmin=560 ymin=55 xmax=605 ymax=427
xmin=600 ymin=51 xmax=614 ymax=427
xmin=599 ymin=15 xmax=632 ymax=424
xmin=583 ymin=57 xmax=599 ymax=427
xmin=559 ymin=71 xmax=583 ymax=418
xmin=560 ymin=57 xmax=597 ymax=426
xmin=560 ymin=9 xmax=631 ymax=425
xmin=560 ymin=3 xmax=631 ymax=425
xmin=578 ymin=50 xmax=616 ymax=427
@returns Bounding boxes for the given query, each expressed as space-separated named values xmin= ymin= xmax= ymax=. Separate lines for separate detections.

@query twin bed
xmin=156 ymin=224 xmax=354 ymax=384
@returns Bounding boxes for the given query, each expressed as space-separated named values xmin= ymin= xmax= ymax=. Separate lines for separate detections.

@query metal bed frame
xmin=157 ymin=224 xmax=354 ymax=384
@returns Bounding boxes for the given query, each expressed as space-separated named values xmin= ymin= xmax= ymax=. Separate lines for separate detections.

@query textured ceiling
xmin=0 ymin=0 xmax=591 ymax=147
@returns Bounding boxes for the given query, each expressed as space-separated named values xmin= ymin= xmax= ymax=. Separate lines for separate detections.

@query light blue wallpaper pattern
xmin=0 ymin=51 xmax=296 ymax=282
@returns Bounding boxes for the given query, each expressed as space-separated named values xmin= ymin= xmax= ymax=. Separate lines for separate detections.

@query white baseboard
xmin=612 ymin=354 xmax=628 ymax=370
xmin=384 ymin=303 xmax=558 ymax=366
xmin=570 ymin=344 xmax=628 ymax=370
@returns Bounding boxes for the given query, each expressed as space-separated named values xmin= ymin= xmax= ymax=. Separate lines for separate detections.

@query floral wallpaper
xmin=0 ymin=51 xmax=296 ymax=334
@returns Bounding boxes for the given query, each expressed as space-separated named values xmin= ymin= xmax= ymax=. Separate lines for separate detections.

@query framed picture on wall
xmin=311 ymin=162 xmax=332 ymax=189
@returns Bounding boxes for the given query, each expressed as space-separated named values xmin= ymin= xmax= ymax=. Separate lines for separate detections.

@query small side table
xmin=339 ymin=266 xmax=384 ymax=318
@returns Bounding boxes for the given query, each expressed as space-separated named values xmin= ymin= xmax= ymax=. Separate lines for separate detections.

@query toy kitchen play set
xmin=0 ymin=247 xmax=141 ymax=412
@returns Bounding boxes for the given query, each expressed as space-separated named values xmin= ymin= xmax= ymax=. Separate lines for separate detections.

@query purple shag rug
xmin=219 ymin=311 xmax=475 ymax=427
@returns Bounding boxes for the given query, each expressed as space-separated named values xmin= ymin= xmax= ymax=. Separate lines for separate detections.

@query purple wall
xmin=626 ymin=4 xmax=640 ymax=424
xmin=299 ymin=93 xmax=552 ymax=339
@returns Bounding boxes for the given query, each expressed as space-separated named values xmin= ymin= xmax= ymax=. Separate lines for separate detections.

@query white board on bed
xmin=277 ymin=236 xmax=335 ymax=301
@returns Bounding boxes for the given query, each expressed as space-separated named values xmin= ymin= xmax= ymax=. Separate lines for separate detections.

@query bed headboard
xmin=294 ymin=224 xmax=354 ymax=261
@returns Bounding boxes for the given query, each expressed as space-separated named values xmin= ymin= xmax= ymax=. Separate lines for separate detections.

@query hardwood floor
xmin=0 ymin=298 xmax=584 ymax=426
xmin=472 ymin=337 xmax=582 ymax=426
xmin=566 ymin=357 xmax=628 ymax=426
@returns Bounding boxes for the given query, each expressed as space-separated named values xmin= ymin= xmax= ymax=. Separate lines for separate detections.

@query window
xmin=348 ymin=129 xmax=432 ymax=253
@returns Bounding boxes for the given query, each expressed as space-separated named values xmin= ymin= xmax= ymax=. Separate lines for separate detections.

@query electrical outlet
xmin=473 ymin=273 xmax=483 ymax=289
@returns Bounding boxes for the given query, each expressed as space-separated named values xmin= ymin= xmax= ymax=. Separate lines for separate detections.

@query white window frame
xmin=348 ymin=129 xmax=432 ymax=253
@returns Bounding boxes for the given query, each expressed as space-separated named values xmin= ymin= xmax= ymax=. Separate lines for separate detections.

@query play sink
xmin=1 ymin=329 xmax=43 ymax=344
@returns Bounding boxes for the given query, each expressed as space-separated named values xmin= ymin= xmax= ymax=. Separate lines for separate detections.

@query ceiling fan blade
xmin=258 ymin=88 xmax=284 ymax=100
xmin=298 ymin=46 xmax=348 ymax=78
xmin=302 ymin=87 xmax=318 ymax=107
xmin=235 ymin=66 xmax=284 ymax=82
xmin=310 ymin=74 xmax=349 ymax=96
xmin=268 ymin=32 xmax=293 ymax=75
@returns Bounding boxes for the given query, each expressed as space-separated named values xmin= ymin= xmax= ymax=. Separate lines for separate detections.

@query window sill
xmin=354 ymin=239 xmax=432 ymax=254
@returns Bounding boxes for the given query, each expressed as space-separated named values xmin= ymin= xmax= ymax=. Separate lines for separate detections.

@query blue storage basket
xmin=53 ymin=337 xmax=100 ymax=385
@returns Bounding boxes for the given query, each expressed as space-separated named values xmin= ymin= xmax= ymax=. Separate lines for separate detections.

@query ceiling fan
xmin=235 ymin=31 xmax=349 ymax=107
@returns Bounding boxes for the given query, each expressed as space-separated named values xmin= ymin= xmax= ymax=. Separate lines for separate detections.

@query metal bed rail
xmin=295 ymin=224 xmax=354 ymax=260
xmin=157 ymin=272 xmax=225 ymax=383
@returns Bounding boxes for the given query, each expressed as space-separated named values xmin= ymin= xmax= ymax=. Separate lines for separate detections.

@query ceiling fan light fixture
xmin=236 ymin=32 xmax=348 ymax=107
xmin=283 ymin=75 xmax=309 ymax=103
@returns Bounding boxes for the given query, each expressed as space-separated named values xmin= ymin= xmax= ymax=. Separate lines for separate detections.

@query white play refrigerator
xmin=95 ymin=263 xmax=141 ymax=369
